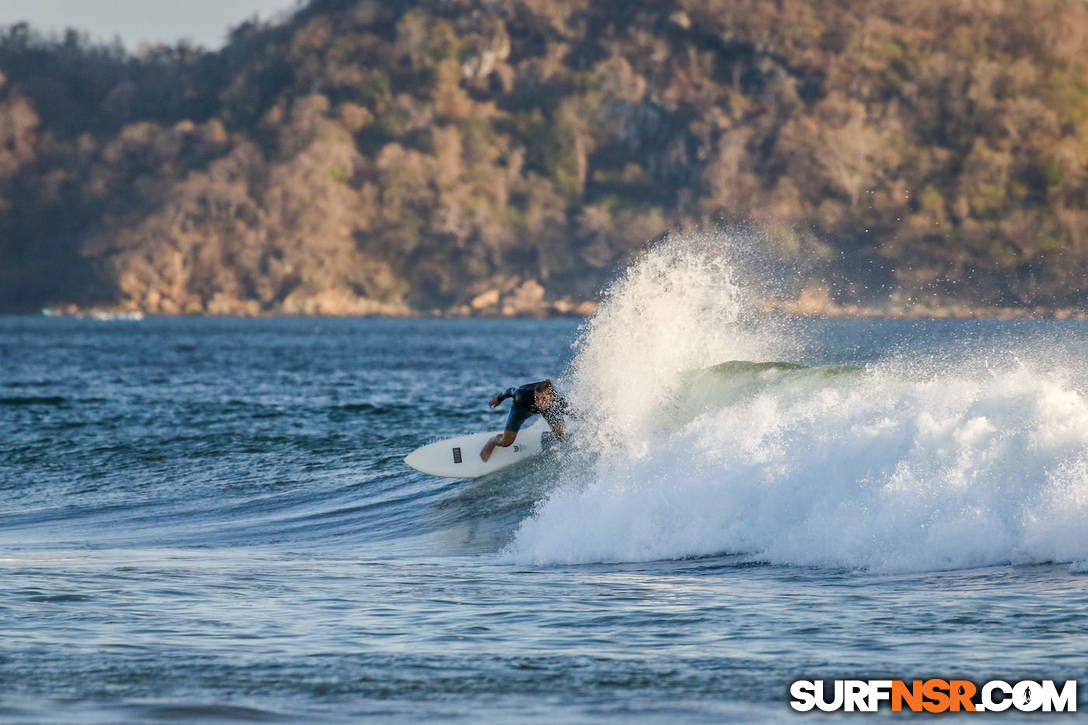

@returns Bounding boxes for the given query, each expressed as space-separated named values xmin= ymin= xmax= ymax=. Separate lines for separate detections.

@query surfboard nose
xmin=404 ymin=448 xmax=427 ymax=471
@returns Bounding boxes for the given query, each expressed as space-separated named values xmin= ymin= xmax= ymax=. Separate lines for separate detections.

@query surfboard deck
xmin=405 ymin=421 xmax=550 ymax=478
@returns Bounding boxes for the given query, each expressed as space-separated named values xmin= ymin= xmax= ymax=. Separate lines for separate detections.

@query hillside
xmin=1 ymin=0 xmax=1087 ymax=316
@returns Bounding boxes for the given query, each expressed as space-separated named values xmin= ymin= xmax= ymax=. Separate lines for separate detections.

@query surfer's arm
xmin=542 ymin=398 xmax=567 ymax=441
xmin=488 ymin=387 xmax=516 ymax=408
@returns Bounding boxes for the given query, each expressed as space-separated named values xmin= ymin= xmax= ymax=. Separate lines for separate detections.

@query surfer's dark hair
xmin=534 ymin=379 xmax=554 ymax=393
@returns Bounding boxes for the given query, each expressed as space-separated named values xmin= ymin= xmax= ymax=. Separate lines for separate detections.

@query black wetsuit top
xmin=499 ymin=382 xmax=568 ymax=426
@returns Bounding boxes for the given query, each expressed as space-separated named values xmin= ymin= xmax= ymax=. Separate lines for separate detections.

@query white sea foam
xmin=506 ymin=235 xmax=1088 ymax=572
xmin=563 ymin=233 xmax=786 ymax=450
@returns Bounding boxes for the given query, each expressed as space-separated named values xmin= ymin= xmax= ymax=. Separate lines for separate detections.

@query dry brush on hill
xmin=2 ymin=0 xmax=1087 ymax=315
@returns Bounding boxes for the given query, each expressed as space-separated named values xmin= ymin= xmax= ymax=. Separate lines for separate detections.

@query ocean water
xmin=3 ymin=246 xmax=1088 ymax=722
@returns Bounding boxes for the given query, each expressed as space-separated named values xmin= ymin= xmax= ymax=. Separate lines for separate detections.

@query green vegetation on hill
xmin=1 ymin=0 xmax=1087 ymax=315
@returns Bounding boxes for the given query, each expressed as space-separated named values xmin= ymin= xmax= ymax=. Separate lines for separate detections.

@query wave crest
xmin=507 ymin=236 xmax=1088 ymax=572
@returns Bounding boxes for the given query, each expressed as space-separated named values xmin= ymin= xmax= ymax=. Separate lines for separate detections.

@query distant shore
xmin=37 ymin=301 xmax=1088 ymax=321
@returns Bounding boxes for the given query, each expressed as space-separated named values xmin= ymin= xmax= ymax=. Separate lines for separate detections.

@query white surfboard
xmin=405 ymin=421 xmax=551 ymax=478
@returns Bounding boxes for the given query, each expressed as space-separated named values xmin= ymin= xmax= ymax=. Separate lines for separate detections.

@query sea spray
xmin=563 ymin=232 xmax=789 ymax=451
xmin=507 ymin=238 xmax=1088 ymax=573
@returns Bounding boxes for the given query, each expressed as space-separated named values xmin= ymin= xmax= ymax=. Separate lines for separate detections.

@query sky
xmin=0 ymin=0 xmax=303 ymax=50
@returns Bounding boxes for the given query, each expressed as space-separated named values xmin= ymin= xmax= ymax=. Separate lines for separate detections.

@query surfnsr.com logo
xmin=790 ymin=679 xmax=1077 ymax=713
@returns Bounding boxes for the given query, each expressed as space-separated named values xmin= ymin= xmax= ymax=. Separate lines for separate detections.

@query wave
xmin=504 ymin=235 xmax=1088 ymax=573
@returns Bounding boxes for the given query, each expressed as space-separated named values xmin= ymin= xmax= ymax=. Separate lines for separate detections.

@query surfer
xmin=480 ymin=379 xmax=567 ymax=462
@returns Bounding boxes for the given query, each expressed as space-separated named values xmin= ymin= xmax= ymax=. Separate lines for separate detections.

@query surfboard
xmin=405 ymin=421 xmax=551 ymax=478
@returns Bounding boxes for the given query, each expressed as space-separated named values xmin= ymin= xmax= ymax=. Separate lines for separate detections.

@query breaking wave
xmin=505 ymin=235 xmax=1088 ymax=572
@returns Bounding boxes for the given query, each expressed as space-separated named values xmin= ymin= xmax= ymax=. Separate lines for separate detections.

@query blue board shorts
xmin=505 ymin=405 xmax=534 ymax=432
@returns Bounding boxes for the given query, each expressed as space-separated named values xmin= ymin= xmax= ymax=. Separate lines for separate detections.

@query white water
xmin=562 ymin=235 xmax=785 ymax=450
xmin=506 ymin=236 xmax=1088 ymax=572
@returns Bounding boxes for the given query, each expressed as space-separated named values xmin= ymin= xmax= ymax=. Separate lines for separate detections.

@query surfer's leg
xmin=481 ymin=406 xmax=531 ymax=461
xmin=480 ymin=430 xmax=517 ymax=462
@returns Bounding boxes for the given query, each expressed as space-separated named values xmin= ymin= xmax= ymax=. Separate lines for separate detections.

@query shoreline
xmin=29 ymin=303 xmax=1088 ymax=321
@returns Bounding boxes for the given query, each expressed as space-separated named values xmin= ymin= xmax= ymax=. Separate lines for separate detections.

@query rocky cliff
xmin=2 ymin=0 xmax=1088 ymax=316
